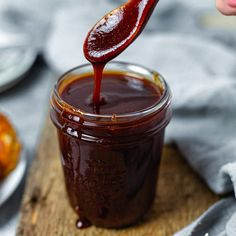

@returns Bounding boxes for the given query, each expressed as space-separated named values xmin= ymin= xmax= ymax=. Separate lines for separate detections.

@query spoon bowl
xmin=84 ymin=0 xmax=159 ymax=63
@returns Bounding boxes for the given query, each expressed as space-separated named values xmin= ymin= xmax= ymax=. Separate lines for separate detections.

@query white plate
xmin=0 ymin=48 xmax=37 ymax=93
xmin=0 ymin=148 xmax=27 ymax=206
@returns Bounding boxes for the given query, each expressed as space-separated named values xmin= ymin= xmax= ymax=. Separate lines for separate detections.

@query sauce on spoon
xmin=83 ymin=0 xmax=159 ymax=106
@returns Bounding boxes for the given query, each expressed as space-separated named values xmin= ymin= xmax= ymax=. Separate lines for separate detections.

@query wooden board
xmin=17 ymin=119 xmax=219 ymax=236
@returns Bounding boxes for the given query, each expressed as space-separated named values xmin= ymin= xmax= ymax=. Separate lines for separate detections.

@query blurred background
xmin=0 ymin=0 xmax=235 ymax=235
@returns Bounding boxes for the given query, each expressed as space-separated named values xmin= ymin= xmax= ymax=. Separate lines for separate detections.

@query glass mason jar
xmin=50 ymin=61 xmax=172 ymax=229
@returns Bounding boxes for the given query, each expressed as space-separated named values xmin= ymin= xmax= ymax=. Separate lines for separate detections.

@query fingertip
xmin=216 ymin=0 xmax=236 ymax=15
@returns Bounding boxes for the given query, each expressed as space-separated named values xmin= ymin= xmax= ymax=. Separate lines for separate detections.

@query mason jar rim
xmin=51 ymin=61 xmax=171 ymax=124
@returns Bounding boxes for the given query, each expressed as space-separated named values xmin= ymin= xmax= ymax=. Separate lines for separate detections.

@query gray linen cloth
xmin=44 ymin=1 xmax=236 ymax=236
xmin=1 ymin=0 xmax=236 ymax=235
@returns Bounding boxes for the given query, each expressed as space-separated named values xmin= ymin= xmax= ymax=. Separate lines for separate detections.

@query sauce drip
xmin=61 ymin=72 xmax=162 ymax=115
xmin=76 ymin=218 xmax=92 ymax=229
xmin=83 ymin=0 xmax=159 ymax=106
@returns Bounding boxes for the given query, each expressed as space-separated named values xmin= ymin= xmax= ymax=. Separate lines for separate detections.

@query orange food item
xmin=0 ymin=113 xmax=21 ymax=181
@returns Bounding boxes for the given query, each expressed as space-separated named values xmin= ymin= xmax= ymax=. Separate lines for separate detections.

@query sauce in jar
xmin=51 ymin=0 xmax=170 ymax=230
xmin=60 ymin=72 xmax=163 ymax=114
xmin=50 ymin=62 xmax=171 ymax=228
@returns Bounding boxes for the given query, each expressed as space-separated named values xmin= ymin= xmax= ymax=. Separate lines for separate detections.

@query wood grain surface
xmin=17 ymin=119 xmax=219 ymax=236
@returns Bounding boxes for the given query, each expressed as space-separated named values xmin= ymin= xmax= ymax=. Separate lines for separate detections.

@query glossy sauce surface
xmin=60 ymin=72 xmax=162 ymax=115
xmin=83 ymin=0 xmax=159 ymax=105
xmin=56 ymin=98 xmax=166 ymax=229
xmin=84 ymin=0 xmax=159 ymax=63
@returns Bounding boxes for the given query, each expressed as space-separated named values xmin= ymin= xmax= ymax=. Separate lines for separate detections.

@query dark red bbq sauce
xmin=83 ymin=0 xmax=159 ymax=105
xmin=57 ymin=72 xmax=165 ymax=229
xmin=61 ymin=72 xmax=162 ymax=115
